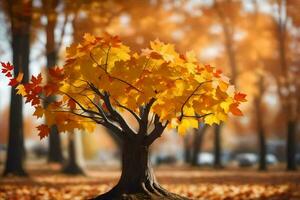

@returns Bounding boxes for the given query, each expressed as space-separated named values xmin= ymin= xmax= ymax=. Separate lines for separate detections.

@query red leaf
xmin=44 ymin=83 xmax=58 ymax=96
xmin=1 ymin=62 xmax=14 ymax=71
xmin=33 ymin=86 xmax=42 ymax=94
xmin=67 ymin=99 xmax=76 ymax=110
xmin=5 ymin=72 xmax=12 ymax=77
xmin=213 ymin=69 xmax=222 ymax=78
xmin=234 ymin=92 xmax=247 ymax=102
xmin=8 ymin=78 xmax=18 ymax=86
xmin=31 ymin=74 xmax=42 ymax=86
xmin=36 ymin=124 xmax=50 ymax=139
xmin=31 ymin=98 xmax=40 ymax=106
xmin=49 ymin=67 xmax=64 ymax=80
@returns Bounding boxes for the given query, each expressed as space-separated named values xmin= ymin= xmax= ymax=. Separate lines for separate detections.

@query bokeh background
xmin=0 ymin=0 xmax=299 ymax=178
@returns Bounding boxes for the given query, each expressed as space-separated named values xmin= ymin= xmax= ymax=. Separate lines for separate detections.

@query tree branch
xmin=144 ymin=114 xmax=168 ymax=146
xmin=139 ymin=98 xmax=156 ymax=135
xmin=113 ymin=98 xmax=141 ymax=122
xmin=102 ymin=92 xmax=137 ymax=138
xmin=179 ymin=81 xmax=212 ymax=121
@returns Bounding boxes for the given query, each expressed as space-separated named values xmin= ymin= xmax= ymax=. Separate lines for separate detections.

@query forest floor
xmin=0 ymin=163 xmax=300 ymax=200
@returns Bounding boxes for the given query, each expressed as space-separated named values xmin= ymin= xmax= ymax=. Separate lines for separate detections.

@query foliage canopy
xmin=1 ymin=33 xmax=246 ymax=139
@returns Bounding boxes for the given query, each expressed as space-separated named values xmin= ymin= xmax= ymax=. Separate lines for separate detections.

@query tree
xmin=270 ymin=0 xmax=299 ymax=170
xmin=254 ymin=76 xmax=267 ymax=170
xmin=191 ymin=124 xmax=207 ymax=166
xmin=2 ymin=33 xmax=246 ymax=199
xmin=42 ymin=0 xmax=65 ymax=164
xmin=2 ymin=0 xmax=32 ymax=176
xmin=211 ymin=0 xmax=241 ymax=169
xmin=62 ymin=131 xmax=85 ymax=175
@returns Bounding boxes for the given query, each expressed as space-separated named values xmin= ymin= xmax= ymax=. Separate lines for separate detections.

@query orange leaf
xmin=150 ymin=52 xmax=163 ymax=59
xmin=16 ymin=72 xmax=24 ymax=83
xmin=36 ymin=124 xmax=50 ymax=139
xmin=229 ymin=103 xmax=243 ymax=116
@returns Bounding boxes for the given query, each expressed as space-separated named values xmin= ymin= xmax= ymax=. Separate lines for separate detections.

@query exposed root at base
xmin=91 ymin=183 xmax=191 ymax=200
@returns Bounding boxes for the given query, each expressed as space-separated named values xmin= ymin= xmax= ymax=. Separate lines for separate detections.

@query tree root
xmin=91 ymin=182 xmax=191 ymax=200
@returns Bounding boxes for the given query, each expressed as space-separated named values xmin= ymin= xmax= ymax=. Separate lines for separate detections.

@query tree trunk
xmin=286 ymin=120 xmax=297 ymax=171
xmin=44 ymin=0 xmax=64 ymax=164
xmin=62 ymin=133 xmax=84 ymax=175
xmin=191 ymin=125 xmax=207 ymax=166
xmin=254 ymin=82 xmax=267 ymax=171
xmin=213 ymin=124 xmax=222 ymax=169
xmin=48 ymin=126 xmax=64 ymax=163
xmin=93 ymin=138 xmax=190 ymax=200
xmin=183 ymin=134 xmax=192 ymax=163
xmin=3 ymin=0 xmax=32 ymax=176
xmin=258 ymin=129 xmax=267 ymax=171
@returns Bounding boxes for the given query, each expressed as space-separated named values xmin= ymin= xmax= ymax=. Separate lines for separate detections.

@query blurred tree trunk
xmin=62 ymin=132 xmax=84 ymax=175
xmin=191 ymin=124 xmax=207 ymax=166
xmin=3 ymin=0 xmax=32 ymax=176
xmin=213 ymin=125 xmax=222 ymax=169
xmin=213 ymin=0 xmax=238 ymax=169
xmin=286 ymin=120 xmax=296 ymax=170
xmin=274 ymin=0 xmax=297 ymax=171
xmin=254 ymin=76 xmax=267 ymax=171
xmin=183 ymin=134 xmax=192 ymax=163
xmin=43 ymin=0 xmax=64 ymax=164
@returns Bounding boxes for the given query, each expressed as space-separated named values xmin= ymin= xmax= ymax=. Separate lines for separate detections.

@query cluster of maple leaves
xmin=1 ymin=33 xmax=246 ymax=139
xmin=1 ymin=62 xmax=23 ymax=86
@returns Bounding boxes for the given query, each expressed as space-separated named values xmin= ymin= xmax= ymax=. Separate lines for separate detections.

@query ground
xmin=0 ymin=163 xmax=300 ymax=200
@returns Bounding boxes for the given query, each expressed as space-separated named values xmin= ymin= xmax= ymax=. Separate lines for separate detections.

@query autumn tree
xmin=269 ymin=0 xmax=300 ymax=170
xmin=211 ymin=0 xmax=242 ymax=168
xmin=1 ymin=0 xmax=32 ymax=176
xmin=41 ymin=0 xmax=65 ymax=164
xmin=1 ymin=34 xmax=245 ymax=199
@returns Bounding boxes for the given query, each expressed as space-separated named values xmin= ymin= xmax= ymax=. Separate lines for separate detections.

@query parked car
xmin=266 ymin=154 xmax=278 ymax=165
xmin=32 ymin=144 xmax=48 ymax=158
xmin=235 ymin=153 xmax=258 ymax=167
xmin=197 ymin=152 xmax=214 ymax=166
xmin=155 ymin=155 xmax=177 ymax=165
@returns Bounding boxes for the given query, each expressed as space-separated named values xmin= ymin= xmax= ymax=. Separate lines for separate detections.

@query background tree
xmin=191 ymin=124 xmax=207 ymax=166
xmin=2 ymin=33 xmax=246 ymax=199
xmin=269 ymin=0 xmax=300 ymax=170
xmin=2 ymin=0 xmax=32 ymax=176
xmin=211 ymin=0 xmax=242 ymax=168
xmin=42 ymin=0 xmax=65 ymax=164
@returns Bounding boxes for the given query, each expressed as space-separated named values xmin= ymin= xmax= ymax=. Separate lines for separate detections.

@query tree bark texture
xmin=214 ymin=124 xmax=222 ymax=169
xmin=93 ymin=138 xmax=190 ymax=200
xmin=3 ymin=0 xmax=32 ymax=176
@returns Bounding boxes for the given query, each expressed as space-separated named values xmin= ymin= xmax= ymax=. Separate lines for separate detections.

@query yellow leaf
xmin=186 ymin=50 xmax=197 ymax=63
xmin=16 ymin=84 xmax=27 ymax=96
xmin=204 ymin=114 xmax=220 ymax=125
xmin=178 ymin=117 xmax=198 ymax=135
